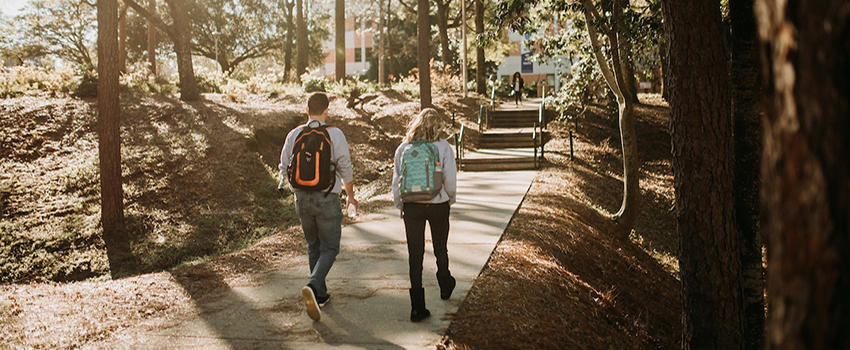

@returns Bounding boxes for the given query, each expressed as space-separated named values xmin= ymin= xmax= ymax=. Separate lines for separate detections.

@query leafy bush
xmin=74 ymin=65 xmax=98 ymax=98
xmin=301 ymin=73 xmax=328 ymax=93
xmin=326 ymin=75 xmax=378 ymax=97
xmin=120 ymin=69 xmax=178 ymax=94
xmin=1 ymin=65 xmax=80 ymax=98
xmin=391 ymin=68 xmax=420 ymax=98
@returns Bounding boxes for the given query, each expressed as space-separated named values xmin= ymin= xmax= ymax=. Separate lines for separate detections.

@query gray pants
xmin=295 ymin=190 xmax=343 ymax=298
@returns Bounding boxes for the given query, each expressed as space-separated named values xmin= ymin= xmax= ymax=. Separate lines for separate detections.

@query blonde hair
xmin=404 ymin=108 xmax=444 ymax=143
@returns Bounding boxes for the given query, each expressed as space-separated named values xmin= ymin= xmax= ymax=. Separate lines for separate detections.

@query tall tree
xmin=283 ymin=0 xmax=295 ymax=82
xmin=662 ymin=0 xmax=745 ymax=348
xmin=378 ymin=0 xmax=387 ymax=85
xmin=756 ymin=0 xmax=850 ymax=348
xmin=164 ymin=0 xmax=199 ymax=100
xmin=96 ymin=0 xmax=130 ymax=276
xmin=581 ymin=0 xmax=639 ymax=238
xmin=20 ymin=0 xmax=96 ymax=67
xmin=417 ymin=0 xmax=432 ymax=107
xmin=147 ymin=0 xmax=156 ymax=75
xmin=123 ymin=0 xmax=200 ymax=100
xmin=730 ymin=0 xmax=764 ymax=348
xmin=118 ymin=6 xmax=128 ymax=73
xmin=297 ymin=0 xmax=309 ymax=80
xmin=190 ymin=0 xmax=289 ymax=75
xmin=334 ymin=0 xmax=344 ymax=81
xmin=475 ymin=0 xmax=485 ymax=94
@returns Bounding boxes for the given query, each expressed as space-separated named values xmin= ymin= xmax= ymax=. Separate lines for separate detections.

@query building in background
xmin=496 ymin=25 xmax=571 ymax=96
xmin=319 ymin=17 xmax=374 ymax=78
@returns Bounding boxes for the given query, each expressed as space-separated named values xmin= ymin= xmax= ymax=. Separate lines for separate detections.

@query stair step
xmin=460 ymin=157 xmax=538 ymax=171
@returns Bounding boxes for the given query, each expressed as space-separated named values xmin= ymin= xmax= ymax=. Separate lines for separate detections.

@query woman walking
xmin=392 ymin=108 xmax=458 ymax=322
xmin=512 ymin=72 xmax=524 ymax=106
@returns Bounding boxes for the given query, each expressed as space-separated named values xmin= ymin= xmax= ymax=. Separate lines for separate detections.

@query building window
xmin=365 ymin=47 xmax=373 ymax=60
xmin=354 ymin=48 xmax=362 ymax=62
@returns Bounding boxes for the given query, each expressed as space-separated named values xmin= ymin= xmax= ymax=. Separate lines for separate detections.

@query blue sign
xmin=521 ymin=52 xmax=533 ymax=73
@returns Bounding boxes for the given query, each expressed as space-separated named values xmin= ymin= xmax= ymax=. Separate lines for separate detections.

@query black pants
xmin=403 ymin=202 xmax=451 ymax=289
xmin=515 ymin=89 xmax=522 ymax=104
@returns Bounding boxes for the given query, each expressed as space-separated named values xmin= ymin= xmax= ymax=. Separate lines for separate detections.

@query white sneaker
xmin=302 ymin=285 xmax=321 ymax=321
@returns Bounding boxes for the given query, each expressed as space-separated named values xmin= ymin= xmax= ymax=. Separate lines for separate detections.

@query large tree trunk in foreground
xmin=730 ymin=0 xmax=764 ymax=348
xmin=96 ymin=0 xmax=130 ymax=277
xmin=757 ymin=0 xmax=850 ymax=348
xmin=417 ymin=0 xmax=432 ymax=108
xmin=663 ymin=0 xmax=745 ymax=348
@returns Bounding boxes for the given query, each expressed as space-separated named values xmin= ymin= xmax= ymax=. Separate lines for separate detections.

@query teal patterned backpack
xmin=399 ymin=140 xmax=443 ymax=202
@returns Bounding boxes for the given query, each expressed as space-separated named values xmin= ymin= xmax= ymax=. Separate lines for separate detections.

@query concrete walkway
xmin=106 ymin=170 xmax=535 ymax=350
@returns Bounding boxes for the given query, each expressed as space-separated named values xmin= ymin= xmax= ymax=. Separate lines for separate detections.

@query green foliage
xmin=73 ymin=65 xmax=97 ymax=98
xmin=301 ymin=73 xmax=329 ymax=93
xmin=17 ymin=0 xmax=96 ymax=67
xmin=0 ymin=64 xmax=80 ymax=98
xmin=326 ymin=75 xmax=378 ymax=97
xmin=120 ymin=70 xmax=179 ymax=94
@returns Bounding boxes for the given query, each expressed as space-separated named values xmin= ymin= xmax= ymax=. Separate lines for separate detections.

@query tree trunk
xmin=662 ymin=0 xmax=745 ymax=348
xmin=164 ymin=0 xmax=199 ymax=101
xmin=378 ymin=0 xmax=386 ymax=85
xmin=581 ymin=0 xmax=640 ymax=238
xmin=147 ymin=0 xmax=156 ymax=76
xmin=388 ymin=0 xmax=395 ymax=82
xmin=283 ymin=0 xmax=294 ymax=82
xmin=334 ymin=0 xmax=344 ymax=81
xmin=435 ymin=0 xmax=453 ymax=70
xmin=96 ymin=0 xmax=131 ymax=278
xmin=296 ymin=0 xmax=308 ymax=81
xmin=417 ymin=0 xmax=432 ymax=108
xmin=756 ymin=0 xmax=850 ymax=348
xmin=618 ymin=37 xmax=639 ymax=104
xmin=118 ymin=8 xmax=127 ymax=74
xmin=475 ymin=0 xmax=484 ymax=94
xmin=730 ymin=0 xmax=764 ymax=349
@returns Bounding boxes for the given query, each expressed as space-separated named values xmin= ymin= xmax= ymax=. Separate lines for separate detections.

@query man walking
xmin=279 ymin=92 xmax=357 ymax=321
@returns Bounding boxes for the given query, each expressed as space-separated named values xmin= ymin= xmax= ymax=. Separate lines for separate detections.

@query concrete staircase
xmin=460 ymin=102 xmax=546 ymax=172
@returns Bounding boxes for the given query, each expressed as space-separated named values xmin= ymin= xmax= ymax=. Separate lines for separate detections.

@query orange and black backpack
xmin=287 ymin=121 xmax=336 ymax=195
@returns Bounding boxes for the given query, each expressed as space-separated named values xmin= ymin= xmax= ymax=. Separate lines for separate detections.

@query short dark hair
xmin=307 ymin=92 xmax=329 ymax=116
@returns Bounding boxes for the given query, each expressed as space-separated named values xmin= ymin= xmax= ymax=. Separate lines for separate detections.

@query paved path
xmin=104 ymin=172 xmax=535 ymax=350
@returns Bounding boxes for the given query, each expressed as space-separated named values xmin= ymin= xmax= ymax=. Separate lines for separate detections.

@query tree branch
xmin=122 ymin=0 xmax=176 ymax=39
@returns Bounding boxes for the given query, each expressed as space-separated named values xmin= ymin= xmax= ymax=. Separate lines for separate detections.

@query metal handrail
xmin=457 ymin=124 xmax=466 ymax=171
xmin=533 ymin=122 xmax=539 ymax=168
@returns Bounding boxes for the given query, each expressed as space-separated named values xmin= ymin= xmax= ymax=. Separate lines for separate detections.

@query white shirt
xmin=279 ymin=119 xmax=354 ymax=194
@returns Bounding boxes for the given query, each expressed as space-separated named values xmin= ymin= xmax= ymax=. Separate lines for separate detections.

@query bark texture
xmin=730 ymin=0 xmax=765 ymax=348
xmin=756 ymin=0 xmax=850 ymax=348
xmin=96 ymin=0 xmax=130 ymax=277
xmin=475 ymin=0 xmax=485 ymax=94
xmin=164 ymin=0 xmax=199 ymax=101
xmin=334 ymin=0 xmax=344 ymax=81
xmin=147 ymin=0 xmax=156 ymax=75
xmin=297 ymin=0 xmax=308 ymax=80
xmin=417 ymin=0 xmax=432 ymax=108
xmin=663 ymin=0 xmax=745 ymax=348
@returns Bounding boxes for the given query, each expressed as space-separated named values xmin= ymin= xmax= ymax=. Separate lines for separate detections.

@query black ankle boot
xmin=437 ymin=273 xmax=456 ymax=300
xmin=409 ymin=288 xmax=431 ymax=322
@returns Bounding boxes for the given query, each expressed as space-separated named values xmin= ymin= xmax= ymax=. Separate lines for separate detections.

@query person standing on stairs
xmin=392 ymin=108 xmax=458 ymax=322
xmin=512 ymin=72 xmax=524 ymax=106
